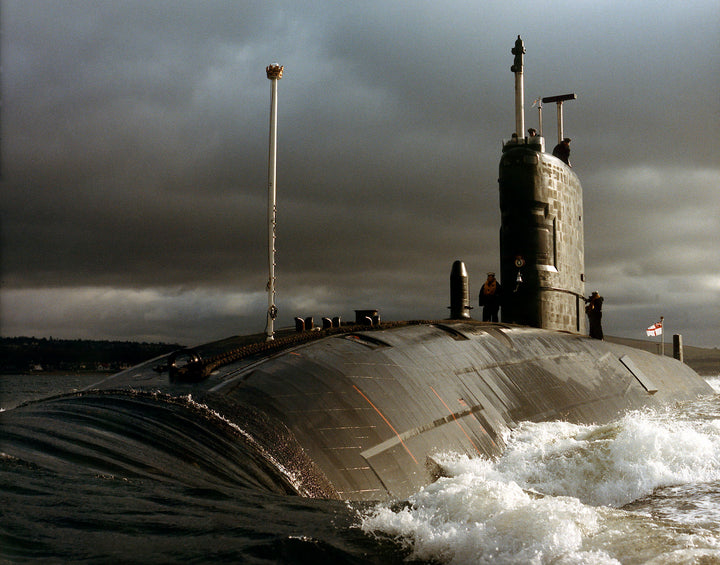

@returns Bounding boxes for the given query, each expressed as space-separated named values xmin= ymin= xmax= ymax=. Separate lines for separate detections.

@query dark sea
xmin=2 ymin=373 xmax=720 ymax=564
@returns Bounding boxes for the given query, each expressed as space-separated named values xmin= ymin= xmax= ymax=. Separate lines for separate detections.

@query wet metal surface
xmin=89 ymin=321 xmax=713 ymax=501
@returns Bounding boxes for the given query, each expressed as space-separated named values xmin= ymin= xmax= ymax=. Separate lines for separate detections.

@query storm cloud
xmin=2 ymin=1 xmax=719 ymax=346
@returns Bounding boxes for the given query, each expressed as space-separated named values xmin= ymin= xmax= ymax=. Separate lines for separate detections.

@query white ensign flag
xmin=646 ymin=322 xmax=663 ymax=337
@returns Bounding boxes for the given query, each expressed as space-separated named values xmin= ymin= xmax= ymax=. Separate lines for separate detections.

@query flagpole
xmin=660 ymin=316 xmax=664 ymax=357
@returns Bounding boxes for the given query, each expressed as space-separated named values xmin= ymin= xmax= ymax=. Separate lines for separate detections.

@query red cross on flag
xmin=646 ymin=322 xmax=663 ymax=337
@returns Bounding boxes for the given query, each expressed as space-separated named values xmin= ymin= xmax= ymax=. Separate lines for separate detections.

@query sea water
xmin=2 ymin=374 xmax=720 ymax=564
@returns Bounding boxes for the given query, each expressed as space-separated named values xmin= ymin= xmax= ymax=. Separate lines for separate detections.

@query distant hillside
xmin=0 ymin=337 xmax=182 ymax=373
xmin=605 ymin=336 xmax=720 ymax=376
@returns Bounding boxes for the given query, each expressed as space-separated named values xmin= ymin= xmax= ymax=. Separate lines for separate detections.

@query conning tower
xmin=499 ymin=36 xmax=585 ymax=333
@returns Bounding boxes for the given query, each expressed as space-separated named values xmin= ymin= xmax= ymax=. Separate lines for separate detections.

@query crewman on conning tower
xmin=552 ymin=138 xmax=572 ymax=166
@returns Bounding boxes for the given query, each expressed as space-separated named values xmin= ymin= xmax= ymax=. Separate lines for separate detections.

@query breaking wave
xmin=361 ymin=389 xmax=720 ymax=564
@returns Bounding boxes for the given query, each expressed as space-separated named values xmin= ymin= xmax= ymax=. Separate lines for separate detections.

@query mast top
xmin=542 ymin=93 xmax=576 ymax=104
xmin=511 ymin=35 xmax=525 ymax=73
xmin=266 ymin=63 xmax=284 ymax=80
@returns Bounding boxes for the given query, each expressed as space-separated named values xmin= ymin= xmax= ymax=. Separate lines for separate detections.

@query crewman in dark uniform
xmin=552 ymin=138 xmax=572 ymax=166
xmin=584 ymin=291 xmax=604 ymax=339
xmin=479 ymin=272 xmax=502 ymax=322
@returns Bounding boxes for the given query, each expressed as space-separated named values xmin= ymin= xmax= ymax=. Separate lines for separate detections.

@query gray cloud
xmin=2 ymin=1 xmax=719 ymax=347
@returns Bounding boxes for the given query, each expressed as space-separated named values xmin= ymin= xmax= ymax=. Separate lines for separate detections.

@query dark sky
xmin=2 ymin=1 xmax=719 ymax=347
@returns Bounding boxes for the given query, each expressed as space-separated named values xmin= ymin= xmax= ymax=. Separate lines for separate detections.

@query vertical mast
xmin=511 ymin=35 xmax=525 ymax=136
xmin=265 ymin=63 xmax=283 ymax=341
xmin=537 ymin=99 xmax=543 ymax=136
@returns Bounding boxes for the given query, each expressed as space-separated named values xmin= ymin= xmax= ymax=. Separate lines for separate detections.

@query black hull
xmin=80 ymin=321 xmax=712 ymax=501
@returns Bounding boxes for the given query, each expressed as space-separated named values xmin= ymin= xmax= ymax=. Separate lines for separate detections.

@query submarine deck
xmin=86 ymin=320 xmax=712 ymax=501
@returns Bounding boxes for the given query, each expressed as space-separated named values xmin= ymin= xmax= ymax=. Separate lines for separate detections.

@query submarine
xmin=2 ymin=37 xmax=713 ymax=502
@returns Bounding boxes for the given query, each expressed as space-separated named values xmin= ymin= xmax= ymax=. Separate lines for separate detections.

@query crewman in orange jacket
xmin=479 ymin=272 xmax=502 ymax=322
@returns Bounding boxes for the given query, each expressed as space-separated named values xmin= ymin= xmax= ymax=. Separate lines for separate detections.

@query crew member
xmin=584 ymin=291 xmax=604 ymax=340
xmin=479 ymin=272 xmax=502 ymax=322
xmin=552 ymin=138 xmax=571 ymax=166
xmin=528 ymin=128 xmax=538 ymax=137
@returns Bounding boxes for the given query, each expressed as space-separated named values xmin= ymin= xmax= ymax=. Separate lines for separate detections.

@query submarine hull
xmin=83 ymin=321 xmax=712 ymax=501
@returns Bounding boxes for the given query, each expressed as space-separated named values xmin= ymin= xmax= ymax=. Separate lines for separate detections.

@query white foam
xmin=362 ymin=471 xmax=616 ymax=565
xmin=492 ymin=408 xmax=720 ymax=508
xmin=361 ymin=399 xmax=720 ymax=564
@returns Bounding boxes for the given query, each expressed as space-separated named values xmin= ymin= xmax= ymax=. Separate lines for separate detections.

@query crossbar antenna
xmin=542 ymin=93 xmax=577 ymax=143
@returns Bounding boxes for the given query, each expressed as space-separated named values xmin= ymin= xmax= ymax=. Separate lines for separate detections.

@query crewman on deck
xmin=584 ymin=291 xmax=604 ymax=340
xmin=479 ymin=272 xmax=502 ymax=322
xmin=552 ymin=138 xmax=571 ymax=166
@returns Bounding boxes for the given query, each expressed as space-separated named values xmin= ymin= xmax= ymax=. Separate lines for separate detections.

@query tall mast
xmin=265 ymin=63 xmax=283 ymax=341
xmin=511 ymin=35 xmax=525 ymax=136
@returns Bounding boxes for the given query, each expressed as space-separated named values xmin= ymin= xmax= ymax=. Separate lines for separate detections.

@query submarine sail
xmin=499 ymin=36 xmax=585 ymax=333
